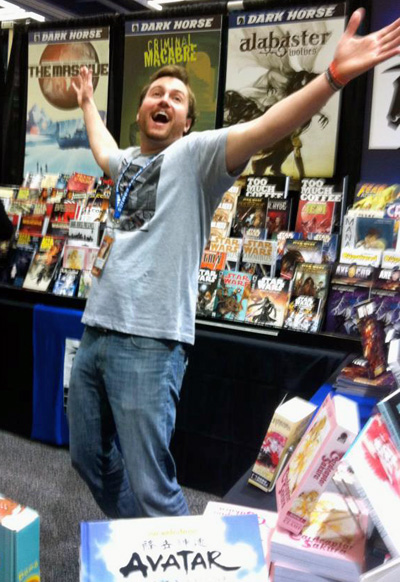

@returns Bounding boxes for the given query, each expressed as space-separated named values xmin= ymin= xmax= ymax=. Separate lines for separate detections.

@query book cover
xmin=196 ymin=269 xmax=220 ymax=318
xmin=77 ymin=269 xmax=93 ymax=299
xmin=377 ymin=388 xmax=400 ymax=450
xmin=203 ymin=501 xmax=278 ymax=566
xmin=308 ymin=233 xmax=339 ymax=264
xmin=0 ymin=494 xmax=40 ymax=582
xmin=284 ymin=263 xmax=331 ymax=333
xmin=52 ymin=267 xmax=81 ymax=297
xmin=371 ymin=268 xmax=400 ymax=331
xmin=6 ymin=233 xmax=42 ymax=288
xmin=275 ymin=393 xmax=360 ymax=535
xmin=213 ymin=270 xmax=252 ymax=321
xmin=68 ymin=219 xmax=101 ymax=247
xmin=249 ymin=396 xmax=316 ymax=492
xmin=47 ymin=202 xmax=80 ymax=237
xmin=62 ymin=244 xmax=98 ymax=271
xmin=382 ymin=250 xmax=400 ymax=270
xmin=245 ymin=276 xmax=290 ymax=328
xmin=223 ymin=5 xmax=345 ymax=181
xmin=354 ymin=217 xmax=395 ymax=251
xmin=208 ymin=238 xmax=243 ymax=271
xmin=344 ymin=414 xmax=400 ymax=558
xmin=120 ymin=15 xmax=223 ymax=149
xmin=22 ymin=236 xmax=64 ymax=292
xmin=80 ymin=513 xmax=268 ymax=582
xmin=200 ymin=250 xmax=226 ymax=271
xmin=266 ymin=198 xmax=291 ymax=239
xmin=210 ymin=207 xmax=235 ymax=241
xmin=25 ymin=28 xmax=110 ymax=176
xmin=351 ymin=183 xmax=400 ymax=215
xmin=280 ymin=239 xmax=323 ymax=280
xmin=295 ymin=177 xmax=347 ymax=236
xmin=231 ymin=193 xmax=268 ymax=239
xmin=271 ymin=491 xmax=367 ymax=582
xmin=325 ymin=285 xmax=369 ymax=336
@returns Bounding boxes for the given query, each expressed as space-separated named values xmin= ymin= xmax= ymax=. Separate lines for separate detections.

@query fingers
xmin=344 ymin=7 xmax=365 ymax=38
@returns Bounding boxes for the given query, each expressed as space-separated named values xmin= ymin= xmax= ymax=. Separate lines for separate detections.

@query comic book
xmin=245 ymin=276 xmax=290 ymax=328
xmin=68 ymin=219 xmax=101 ymax=247
xmin=240 ymin=239 xmax=277 ymax=279
xmin=18 ymin=202 xmax=51 ymax=236
xmin=280 ymin=239 xmax=323 ymax=280
xmin=208 ymin=237 xmax=243 ymax=271
xmin=77 ymin=269 xmax=93 ymax=299
xmin=196 ymin=268 xmax=220 ymax=318
xmin=324 ymin=263 xmax=375 ymax=336
xmin=52 ymin=267 xmax=81 ymax=297
xmin=210 ymin=207 xmax=235 ymax=241
xmin=47 ymin=202 xmax=80 ymax=237
xmin=266 ymin=198 xmax=292 ymax=238
xmin=231 ymin=192 xmax=268 ymax=239
xmin=370 ymin=267 xmax=400 ymax=332
xmin=63 ymin=244 xmax=99 ymax=272
xmin=213 ymin=270 xmax=252 ymax=322
xmin=295 ymin=177 xmax=347 ymax=237
xmin=80 ymin=513 xmax=268 ymax=582
xmin=22 ymin=235 xmax=64 ymax=292
xmin=200 ymin=249 xmax=226 ymax=271
xmin=66 ymin=172 xmax=96 ymax=196
xmin=5 ymin=232 xmax=42 ymax=288
xmin=350 ymin=182 xmax=400 ymax=216
xmin=275 ymin=392 xmax=360 ymax=535
xmin=308 ymin=233 xmax=339 ymax=264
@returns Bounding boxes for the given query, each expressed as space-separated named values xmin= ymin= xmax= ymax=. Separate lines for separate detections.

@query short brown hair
xmin=138 ymin=65 xmax=197 ymax=131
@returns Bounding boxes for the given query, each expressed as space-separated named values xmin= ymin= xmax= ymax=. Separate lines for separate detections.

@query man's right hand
xmin=72 ymin=66 xmax=94 ymax=110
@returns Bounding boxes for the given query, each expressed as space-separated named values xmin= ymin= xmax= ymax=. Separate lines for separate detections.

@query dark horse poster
xmin=369 ymin=56 xmax=400 ymax=150
xmin=223 ymin=4 xmax=346 ymax=183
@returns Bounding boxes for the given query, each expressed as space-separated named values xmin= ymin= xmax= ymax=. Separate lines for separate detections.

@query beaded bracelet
xmin=325 ymin=61 xmax=348 ymax=91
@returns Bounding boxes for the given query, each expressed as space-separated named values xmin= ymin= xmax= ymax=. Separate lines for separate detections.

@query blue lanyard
xmin=114 ymin=155 xmax=156 ymax=220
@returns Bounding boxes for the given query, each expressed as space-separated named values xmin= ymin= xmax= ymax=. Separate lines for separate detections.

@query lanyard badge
xmin=112 ymin=155 xmax=156 ymax=224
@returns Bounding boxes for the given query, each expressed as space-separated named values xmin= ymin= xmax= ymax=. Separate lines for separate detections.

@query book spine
xmin=377 ymin=403 xmax=400 ymax=450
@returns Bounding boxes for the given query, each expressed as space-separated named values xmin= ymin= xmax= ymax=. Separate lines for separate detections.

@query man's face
xmin=137 ymin=76 xmax=192 ymax=153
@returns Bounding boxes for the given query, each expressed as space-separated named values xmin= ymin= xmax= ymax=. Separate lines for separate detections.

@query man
xmin=68 ymin=9 xmax=400 ymax=519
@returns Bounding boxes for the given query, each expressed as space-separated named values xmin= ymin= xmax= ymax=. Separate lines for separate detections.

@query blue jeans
xmin=67 ymin=326 xmax=189 ymax=518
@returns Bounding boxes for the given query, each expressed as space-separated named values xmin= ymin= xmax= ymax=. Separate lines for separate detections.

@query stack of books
xmin=270 ymin=491 xmax=367 ymax=582
xmin=333 ymin=356 xmax=397 ymax=398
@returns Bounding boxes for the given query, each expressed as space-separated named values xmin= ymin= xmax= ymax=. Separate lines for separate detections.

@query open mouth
xmin=152 ymin=111 xmax=169 ymax=124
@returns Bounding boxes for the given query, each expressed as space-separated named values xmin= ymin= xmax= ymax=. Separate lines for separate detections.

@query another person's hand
xmin=333 ymin=8 xmax=400 ymax=83
xmin=72 ymin=66 xmax=94 ymax=109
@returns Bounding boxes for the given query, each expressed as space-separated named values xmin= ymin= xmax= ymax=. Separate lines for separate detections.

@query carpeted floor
xmin=0 ymin=430 xmax=221 ymax=581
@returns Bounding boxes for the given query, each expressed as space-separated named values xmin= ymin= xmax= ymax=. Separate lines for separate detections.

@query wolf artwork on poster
xmin=25 ymin=27 xmax=110 ymax=176
xmin=223 ymin=4 xmax=346 ymax=182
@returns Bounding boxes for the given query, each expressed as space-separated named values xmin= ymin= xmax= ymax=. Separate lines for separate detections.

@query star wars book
xmin=208 ymin=238 xmax=243 ymax=271
xmin=295 ymin=177 xmax=348 ymax=237
xmin=308 ymin=233 xmax=339 ymax=264
xmin=271 ymin=491 xmax=367 ymax=582
xmin=200 ymin=250 xmax=226 ymax=271
xmin=223 ymin=5 xmax=345 ymax=181
xmin=345 ymin=414 xmax=400 ymax=558
xmin=213 ymin=270 xmax=252 ymax=322
xmin=249 ymin=396 xmax=316 ymax=493
xmin=324 ymin=263 xmax=375 ymax=336
xmin=80 ymin=513 xmax=268 ymax=582
xmin=0 ymin=495 xmax=40 ymax=582
xmin=266 ymin=198 xmax=292 ymax=238
xmin=52 ymin=267 xmax=81 ymax=297
xmin=210 ymin=207 xmax=235 ymax=241
xmin=240 ymin=239 xmax=277 ymax=278
xmin=275 ymin=392 xmax=359 ymax=535
xmin=280 ymin=239 xmax=323 ymax=280
xmin=245 ymin=276 xmax=290 ymax=328
xmin=196 ymin=268 xmax=220 ymax=318
xmin=22 ymin=235 xmax=64 ymax=292
xmin=283 ymin=262 xmax=331 ymax=333
xmin=231 ymin=192 xmax=268 ymax=239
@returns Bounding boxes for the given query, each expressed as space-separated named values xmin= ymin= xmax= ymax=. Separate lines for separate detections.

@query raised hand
xmin=334 ymin=8 xmax=400 ymax=83
xmin=71 ymin=66 xmax=94 ymax=109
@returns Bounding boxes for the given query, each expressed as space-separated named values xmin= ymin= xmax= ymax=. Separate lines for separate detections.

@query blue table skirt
xmin=32 ymin=304 xmax=84 ymax=445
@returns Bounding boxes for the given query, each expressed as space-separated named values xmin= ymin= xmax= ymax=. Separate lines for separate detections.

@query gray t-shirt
xmin=82 ymin=127 xmax=237 ymax=344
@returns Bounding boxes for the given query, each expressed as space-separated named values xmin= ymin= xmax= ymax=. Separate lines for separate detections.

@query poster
xmin=25 ymin=26 xmax=110 ymax=177
xmin=223 ymin=4 xmax=346 ymax=181
xmin=120 ymin=15 xmax=222 ymax=149
xmin=369 ymin=56 xmax=400 ymax=150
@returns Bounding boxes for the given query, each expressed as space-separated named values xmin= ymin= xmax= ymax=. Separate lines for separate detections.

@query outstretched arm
xmin=226 ymin=9 xmax=400 ymax=173
xmin=72 ymin=66 xmax=119 ymax=176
